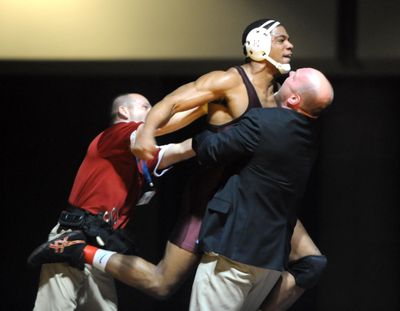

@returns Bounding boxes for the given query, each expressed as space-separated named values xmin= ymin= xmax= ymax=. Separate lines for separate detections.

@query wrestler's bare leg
xmin=260 ymin=220 xmax=321 ymax=311
xmin=106 ymin=241 xmax=200 ymax=299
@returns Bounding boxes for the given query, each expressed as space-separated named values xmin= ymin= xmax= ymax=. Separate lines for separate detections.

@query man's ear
xmin=287 ymin=94 xmax=301 ymax=109
xmin=117 ymin=106 xmax=129 ymax=120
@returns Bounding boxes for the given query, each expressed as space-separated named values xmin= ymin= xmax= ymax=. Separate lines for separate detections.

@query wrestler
xmin=133 ymin=19 xmax=328 ymax=309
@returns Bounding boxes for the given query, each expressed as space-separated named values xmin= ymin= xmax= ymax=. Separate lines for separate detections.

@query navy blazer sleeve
xmin=194 ymin=109 xmax=261 ymax=165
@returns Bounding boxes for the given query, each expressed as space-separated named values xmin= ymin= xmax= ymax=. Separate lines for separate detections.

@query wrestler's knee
xmin=287 ymin=255 xmax=327 ymax=290
xmin=150 ymin=266 xmax=188 ymax=299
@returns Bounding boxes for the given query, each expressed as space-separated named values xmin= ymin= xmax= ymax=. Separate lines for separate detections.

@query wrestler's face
xmin=127 ymin=98 xmax=151 ymax=122
xmin=269 ymin=25 xmax=293 ymax=65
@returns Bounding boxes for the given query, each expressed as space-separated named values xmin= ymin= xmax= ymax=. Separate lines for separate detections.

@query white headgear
xmin=244 ymin=20 xmax=291 ymax=74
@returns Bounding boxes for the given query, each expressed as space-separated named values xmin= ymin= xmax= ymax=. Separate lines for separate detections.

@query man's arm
xmin=157 ymin=138 xmax=195 ymax=170
xmin=194 ymin=110 xmax=261 ymax=166
xmin=130 ymin=126 xmax=194 ymax=172
xmin=132 ymin=70 xmax=240 ymax=160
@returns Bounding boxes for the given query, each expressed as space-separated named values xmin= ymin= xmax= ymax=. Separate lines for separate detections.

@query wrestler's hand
xmin=131 ymin=126 xmax=158 ymax=160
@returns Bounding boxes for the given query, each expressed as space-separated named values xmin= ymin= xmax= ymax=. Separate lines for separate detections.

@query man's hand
xmin=131 ymin=126 xmax=158 ymax=161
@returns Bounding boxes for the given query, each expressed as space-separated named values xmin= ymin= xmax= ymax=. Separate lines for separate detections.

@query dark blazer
xmin=193 ymin=107 xmax=319 ymax=271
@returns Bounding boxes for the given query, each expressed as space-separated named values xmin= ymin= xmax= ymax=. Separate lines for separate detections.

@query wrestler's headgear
xmin=243 ymin=19 xmax=291 ymax=74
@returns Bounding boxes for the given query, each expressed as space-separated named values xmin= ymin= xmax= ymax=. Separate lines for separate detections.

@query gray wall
xmin=1 ymin=0 xmax=399 ymax=67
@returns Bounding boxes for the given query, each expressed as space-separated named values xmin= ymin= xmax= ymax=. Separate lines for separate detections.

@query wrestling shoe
xmin=27 ymin=230 xmax=87 ymax=270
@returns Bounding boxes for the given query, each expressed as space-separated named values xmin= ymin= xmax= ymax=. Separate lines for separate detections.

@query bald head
xmin=111 ymin=93 xmax=151 ymax=124
xmin=275 ymin=68 xmax=334 ymax=118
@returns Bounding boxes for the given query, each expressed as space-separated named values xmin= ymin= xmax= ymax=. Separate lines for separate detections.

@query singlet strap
xmin=207 ymin=66 xmax=263 ymax=133
xmin=234 ymin=66 xmax=263 ymax=111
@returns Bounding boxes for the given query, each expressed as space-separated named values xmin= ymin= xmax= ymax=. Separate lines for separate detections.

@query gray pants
xmin=33 ymin=224 xmax=118 ymax=311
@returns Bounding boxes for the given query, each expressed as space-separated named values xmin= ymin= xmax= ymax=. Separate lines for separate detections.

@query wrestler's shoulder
xmin=201 ymin=67 xmax=242 ymax=86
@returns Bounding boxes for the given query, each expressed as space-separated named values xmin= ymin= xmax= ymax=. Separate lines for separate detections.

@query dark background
xmin=1 ymin=59 xmax=399 ymax=310
xmin=2 ymin=1 xmax=400 ymax=310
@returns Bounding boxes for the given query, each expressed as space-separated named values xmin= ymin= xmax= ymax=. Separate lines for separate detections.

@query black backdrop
xmin=2 ymin=66 xmax=399 ymax=310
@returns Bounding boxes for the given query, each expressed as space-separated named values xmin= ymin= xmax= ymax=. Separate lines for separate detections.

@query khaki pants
xmin=33 ymin=224 xmax=117 ymax=311
xmin=190 ymin=252 xmax=281 ymax=311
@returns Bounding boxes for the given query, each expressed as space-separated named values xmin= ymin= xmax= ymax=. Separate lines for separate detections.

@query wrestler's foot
xmin=27 ymin=231 xmax=87 ymax=270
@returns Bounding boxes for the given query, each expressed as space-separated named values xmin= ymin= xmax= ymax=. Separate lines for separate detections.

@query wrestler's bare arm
xmin=133 ymin=69 xmax=241 ymax=160
xmin=155 ymin=105 xmax=208 ymax=137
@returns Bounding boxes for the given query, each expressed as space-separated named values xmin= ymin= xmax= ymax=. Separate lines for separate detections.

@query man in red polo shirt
xmin=30 ymin=93 xmax=197 ymax=311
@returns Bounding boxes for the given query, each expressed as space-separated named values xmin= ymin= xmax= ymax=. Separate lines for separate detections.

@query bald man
xmin=29 ymin=93 xmax=197 ymax=311
xmin=189 ymin=68 xmax=334 ymax=311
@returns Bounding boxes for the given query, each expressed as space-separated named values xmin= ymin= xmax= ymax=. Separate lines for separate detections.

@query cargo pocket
xmin=207 ymin=197 xmax=232 ymax=214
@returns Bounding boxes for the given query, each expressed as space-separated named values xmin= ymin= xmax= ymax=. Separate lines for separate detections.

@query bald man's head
xmin=111 ymin=93 xmax=151 ymax=124
xmin=275 ymin=68 xmax=334 ymax=118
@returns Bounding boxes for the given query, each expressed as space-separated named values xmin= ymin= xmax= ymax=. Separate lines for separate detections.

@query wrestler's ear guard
xmin=244 ymin=20 xmax=291 ymax=74
xmin=244 ymin=20 xmax=279 ymax=61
